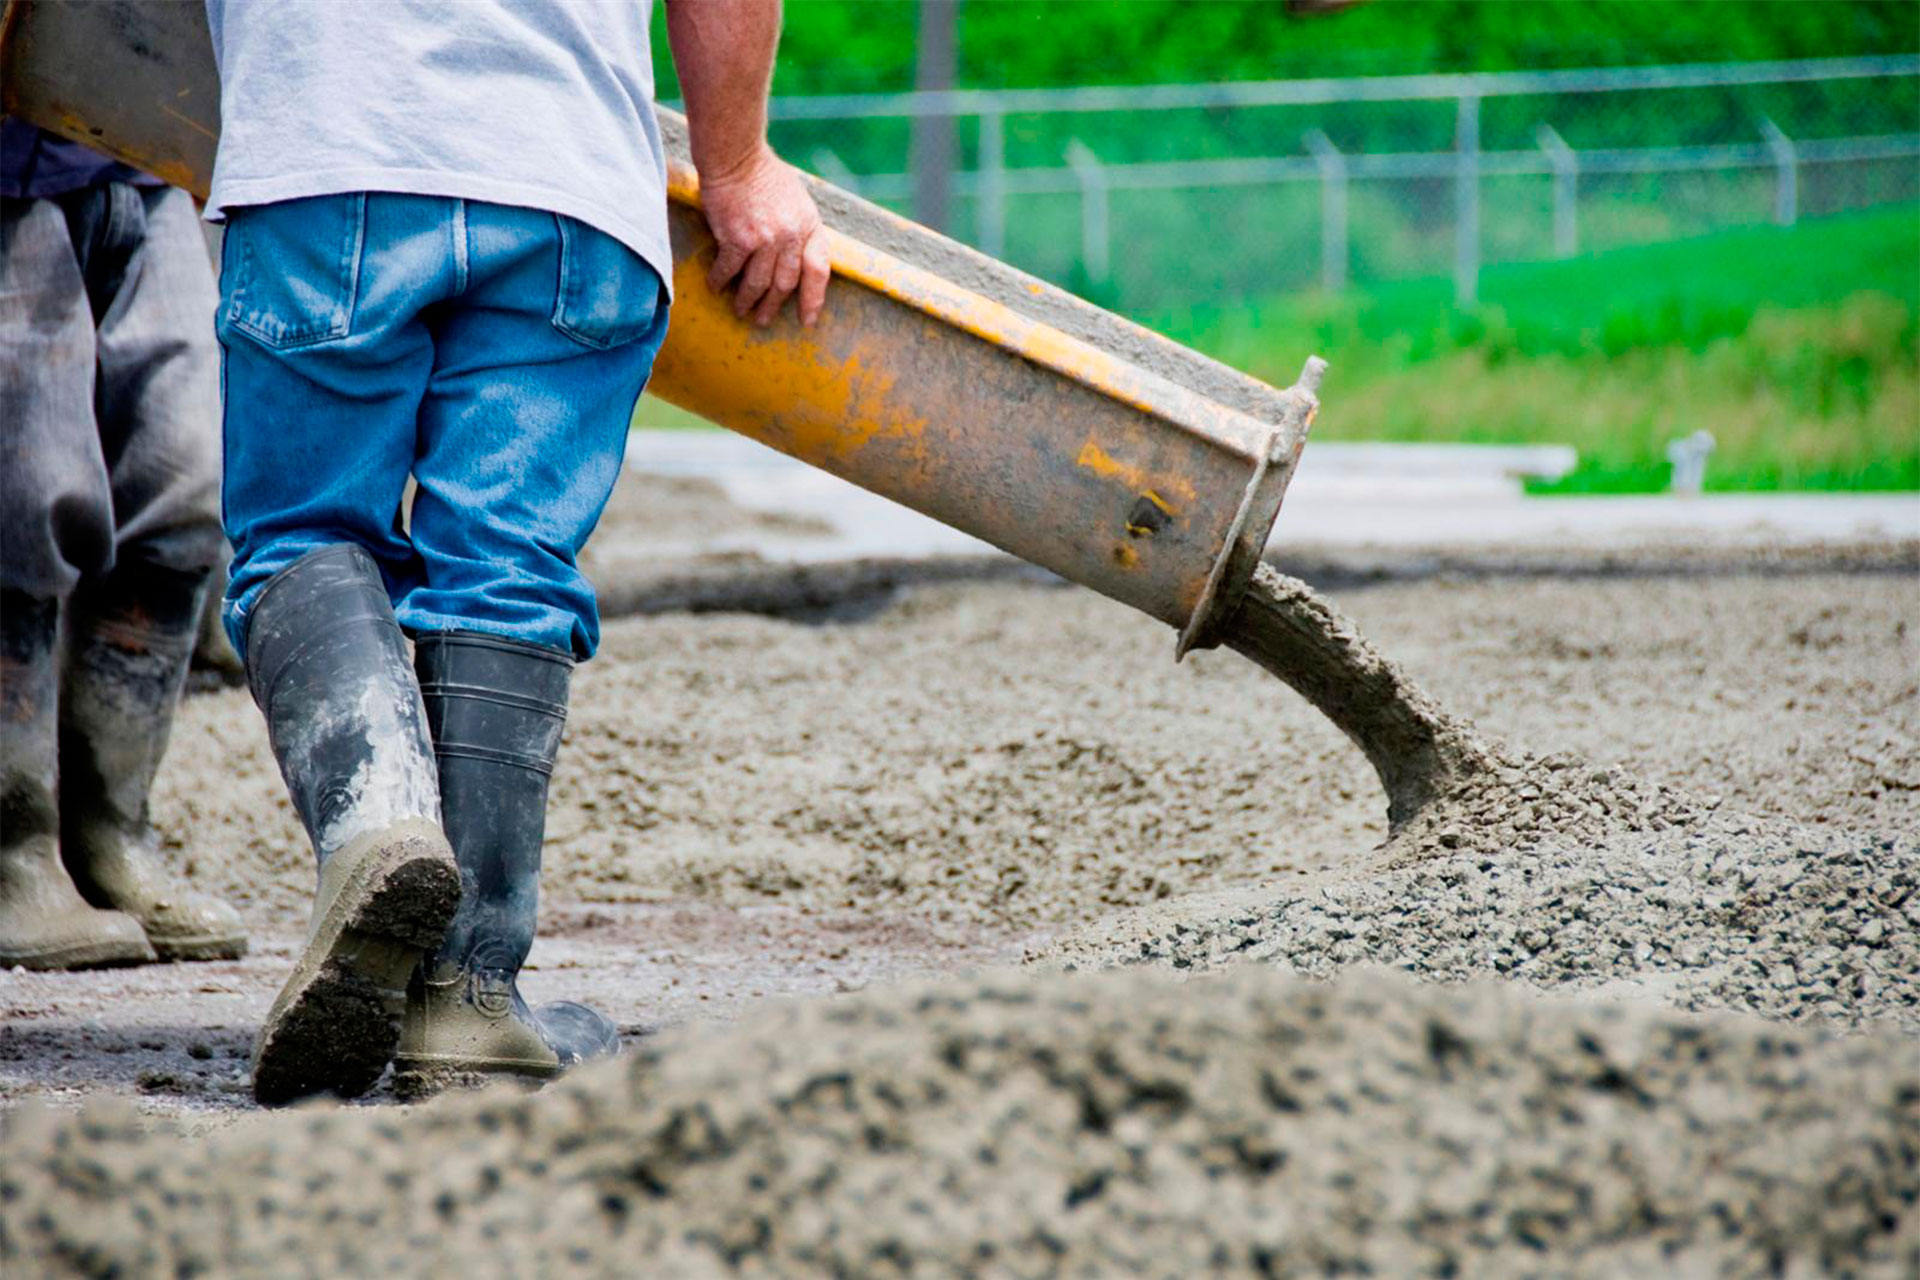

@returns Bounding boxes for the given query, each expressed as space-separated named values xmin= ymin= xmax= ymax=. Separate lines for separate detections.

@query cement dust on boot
xmin=60 ymin=825 xmax=247 ymax=963
xmin=0 ymin=590 xmax=157 ymax=971
xmin=251 ymin=818 xmax=461 ymax=1107
xmin=240 ymin=545 xmax=463 ymax=1105
xmin=392 ymin=954 xmax=623 ymax=1101
xmin=393 ymin=967 xmax=565 ymax=1099
xmin=59 ymin=566 xmax=249 ymax=962
xmin=394 ymin=631 xmax=622 ymax=1100
xmin=0 ymin=833 xmax=156 ymax=970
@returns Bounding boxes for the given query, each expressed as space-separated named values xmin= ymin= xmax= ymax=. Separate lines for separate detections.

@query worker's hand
xmin=700 ymin=144 xmax=830 ymax=328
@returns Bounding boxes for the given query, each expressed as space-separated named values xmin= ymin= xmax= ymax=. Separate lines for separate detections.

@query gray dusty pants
xmin=1 ymin=185 xmax=223 ymax=598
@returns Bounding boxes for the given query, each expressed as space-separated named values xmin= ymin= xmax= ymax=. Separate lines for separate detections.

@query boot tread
xmin=251 ymin=822 xmax=459 ymax=1106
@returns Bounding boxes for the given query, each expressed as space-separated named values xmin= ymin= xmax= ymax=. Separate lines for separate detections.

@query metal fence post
xmin=910 ymin=0 xmax=958 ymax=232
xmin=1454 ymin=91 xmax=1480 ymax=307
xmin=978 ymin=107 xmax=1006 ymax=259
xmin=732 ymin=57 xmax=1920 ymax=309
xmin=1066 ymin=139 xmax=1111 ymax=285
xmin=1759 ymin=116 xmax=1799 ymax=226
xmin=1535 ymin=123 xmax=1579 ymax=258
xmin=1303 ymin=129 xmax=1348 ymax=291
xmin=809 ymin=148 xmax=858 ymax=193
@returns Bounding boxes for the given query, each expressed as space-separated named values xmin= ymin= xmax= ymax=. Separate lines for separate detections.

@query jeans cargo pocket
xmin=551 ymin=215 xmax=663 ymax=351
xmin=221 ymin=194 xmax=366 ymax=350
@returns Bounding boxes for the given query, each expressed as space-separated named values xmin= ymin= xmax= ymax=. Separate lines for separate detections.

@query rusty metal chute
xmin=1 ymin=0 xmax=1323 ymax=655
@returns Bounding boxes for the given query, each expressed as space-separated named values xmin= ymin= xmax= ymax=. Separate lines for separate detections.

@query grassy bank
xmin=1142 ymin=207 xmax=1920 ymax=492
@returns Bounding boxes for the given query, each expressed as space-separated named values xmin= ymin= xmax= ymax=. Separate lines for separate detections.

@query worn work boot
xmin=60 ymin=562 xmax=248 ymax=961
xmin=0 ymin=591 xmax=156 ymax=970
xmin=244 ymin=545 xmax=461 ymax=1106
xmin=394 ymin=632 xmax=619 ymax=1099
xmin=190 ymin=556 xmax=246 ymax=688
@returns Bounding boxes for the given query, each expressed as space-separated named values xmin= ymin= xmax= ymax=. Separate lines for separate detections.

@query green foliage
xmin=656 ymin=1 xmax=1918 ymax=319
xmin=654 ymin=1 xmax=1917 ymax=96
xmin=659 ymin=2 xmax=1920 ymax=176
xmin=643 ymin=6 xmax=1920 ymax=493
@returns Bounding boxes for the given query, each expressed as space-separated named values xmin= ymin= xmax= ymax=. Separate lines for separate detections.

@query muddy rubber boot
xmin=244 ymin=545 xmax=462 ymax=1106
xmin=59 ymin=562 xmax=248 ymax=962
xmin=0 ymin=591 xmax=156 ymax=970
xmin=394 ymin=632 xmax=619 ymax=1099
xmin=190 ymin=555 xmax=246 ymax=687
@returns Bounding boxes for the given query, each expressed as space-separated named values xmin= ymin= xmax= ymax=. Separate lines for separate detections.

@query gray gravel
xmin=148 ymin=565 xmax=1918 ymax=932
xmin=11 ymin=489 xmax=1917 ymax=1275
xmin=1383 ymin=749 xmax=1714 ymax=863
xmin=1055 ymin=817 xmax=1920 ymax=1034
xmin=6 ymin=964 xmax=1917 ymax=1278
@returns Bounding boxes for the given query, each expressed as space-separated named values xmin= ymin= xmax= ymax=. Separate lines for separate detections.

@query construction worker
xmin=203 ymin=0 xmax=829 ymax=1104
xmin=0 ymin=120 xmax=248 ymax=970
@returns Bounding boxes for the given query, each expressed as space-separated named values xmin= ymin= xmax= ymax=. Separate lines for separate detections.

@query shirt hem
xmin=205 ymin=169 xmax=675 ymax=299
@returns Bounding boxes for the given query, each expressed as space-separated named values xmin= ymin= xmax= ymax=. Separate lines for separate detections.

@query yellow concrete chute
xmin=1 ymin=0 xmax=1322 ymax=655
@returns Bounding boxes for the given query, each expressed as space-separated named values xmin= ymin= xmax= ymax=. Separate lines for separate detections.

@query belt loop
xmin=452 ymin=198 xmax=469 ymax=295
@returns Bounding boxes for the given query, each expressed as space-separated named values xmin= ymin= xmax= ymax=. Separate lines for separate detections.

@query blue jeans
xmin=217 ymin=193 xmax=667 ymax=660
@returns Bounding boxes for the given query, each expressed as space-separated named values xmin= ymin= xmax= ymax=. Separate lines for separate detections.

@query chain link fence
xmin=725 ymin=56 xmax=1920 ymax=311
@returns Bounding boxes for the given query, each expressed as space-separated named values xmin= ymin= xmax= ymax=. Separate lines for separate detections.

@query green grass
xmin=632 ymin=1 xmax=1919 ymax=492
xmin=1138 ymin=206 xmax=1920 ymax=492
xmin=632 ymin=394 xmax=712 ymax=431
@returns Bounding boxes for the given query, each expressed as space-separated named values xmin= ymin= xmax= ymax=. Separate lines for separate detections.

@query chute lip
xmin=1174 ymin=357 xmax=1324 ymax=661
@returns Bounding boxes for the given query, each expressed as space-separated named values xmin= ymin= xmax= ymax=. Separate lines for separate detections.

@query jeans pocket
xmin=221 ymin=194 xmax=366 ymax=350
xmin=550 ymin=215 xmax=663 ymax=351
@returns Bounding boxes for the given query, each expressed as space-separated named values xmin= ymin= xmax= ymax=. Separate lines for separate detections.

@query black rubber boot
xmin=60 ymin=561 xmax=248 ymax=961
xmin=243 ymin=545 xmax=461 ymax=1106
xmin=0 ymin=590 xmax=155 ymax=970
xmin=394 ymin=631 xmax=619 ymax=1099
xmin=190 ymin=554 xmax=245 ymax=687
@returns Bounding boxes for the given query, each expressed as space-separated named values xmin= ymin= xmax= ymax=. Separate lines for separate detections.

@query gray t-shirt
xmin=203 ymin=0 xmax=672 ymax=294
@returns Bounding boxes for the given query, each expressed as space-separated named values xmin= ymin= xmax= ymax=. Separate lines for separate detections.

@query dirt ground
xmin=4 ymin=472 xmax=1917 ymax=1274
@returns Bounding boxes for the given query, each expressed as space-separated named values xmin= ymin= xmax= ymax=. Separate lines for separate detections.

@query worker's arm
xmin=665 ymin=0 xmax=829 ymax=327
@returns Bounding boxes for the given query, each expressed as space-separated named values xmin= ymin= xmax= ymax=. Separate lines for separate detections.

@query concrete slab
xmin=1274 ymin=477 xmax=1920 ymax=550
xmin=621 ymin=429 xmax=1920 ymax=562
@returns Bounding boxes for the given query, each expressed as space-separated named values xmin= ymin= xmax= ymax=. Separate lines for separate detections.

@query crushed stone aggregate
xmin=1055 ymin=822 xmax=1920 ymax=1036
xmin=5 ymin=965 xmax=1917 ymax=1278
xmin=10 ymin=472 xmax=1917 ymax=1273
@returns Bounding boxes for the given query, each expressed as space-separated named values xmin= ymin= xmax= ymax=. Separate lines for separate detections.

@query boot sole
xmin=148 ymin=932 xmax=251 ymax=963
xmin=0 ymin=935 xmax=157 ymax=970
xmin=392 ymin=1059 xmax=560 ymax=1103
xmin=251 ymin=822 xmax=459 ymax=1107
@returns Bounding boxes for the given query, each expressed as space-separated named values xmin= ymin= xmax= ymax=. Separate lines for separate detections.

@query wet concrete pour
xmin=5 ymin=472 xmax=1916 ymax=1274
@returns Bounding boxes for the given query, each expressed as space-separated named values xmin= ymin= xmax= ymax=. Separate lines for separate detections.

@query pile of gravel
xmin=1064 ymin=820 xmax=1920 ymax=1033
xmin=1222 ymin=566 xmax=1717 ymax=857
xmin=5 ymin=966 xmax=1916 ymax=1277
xmin=1384 ymin=749 xmax=1713 ymax=863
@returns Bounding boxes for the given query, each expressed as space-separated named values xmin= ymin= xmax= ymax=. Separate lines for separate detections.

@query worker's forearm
xmin=664 ymin=0 xmax=827 ymax=327
xmin=664 ymin=0 xmax=781 ymax=182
